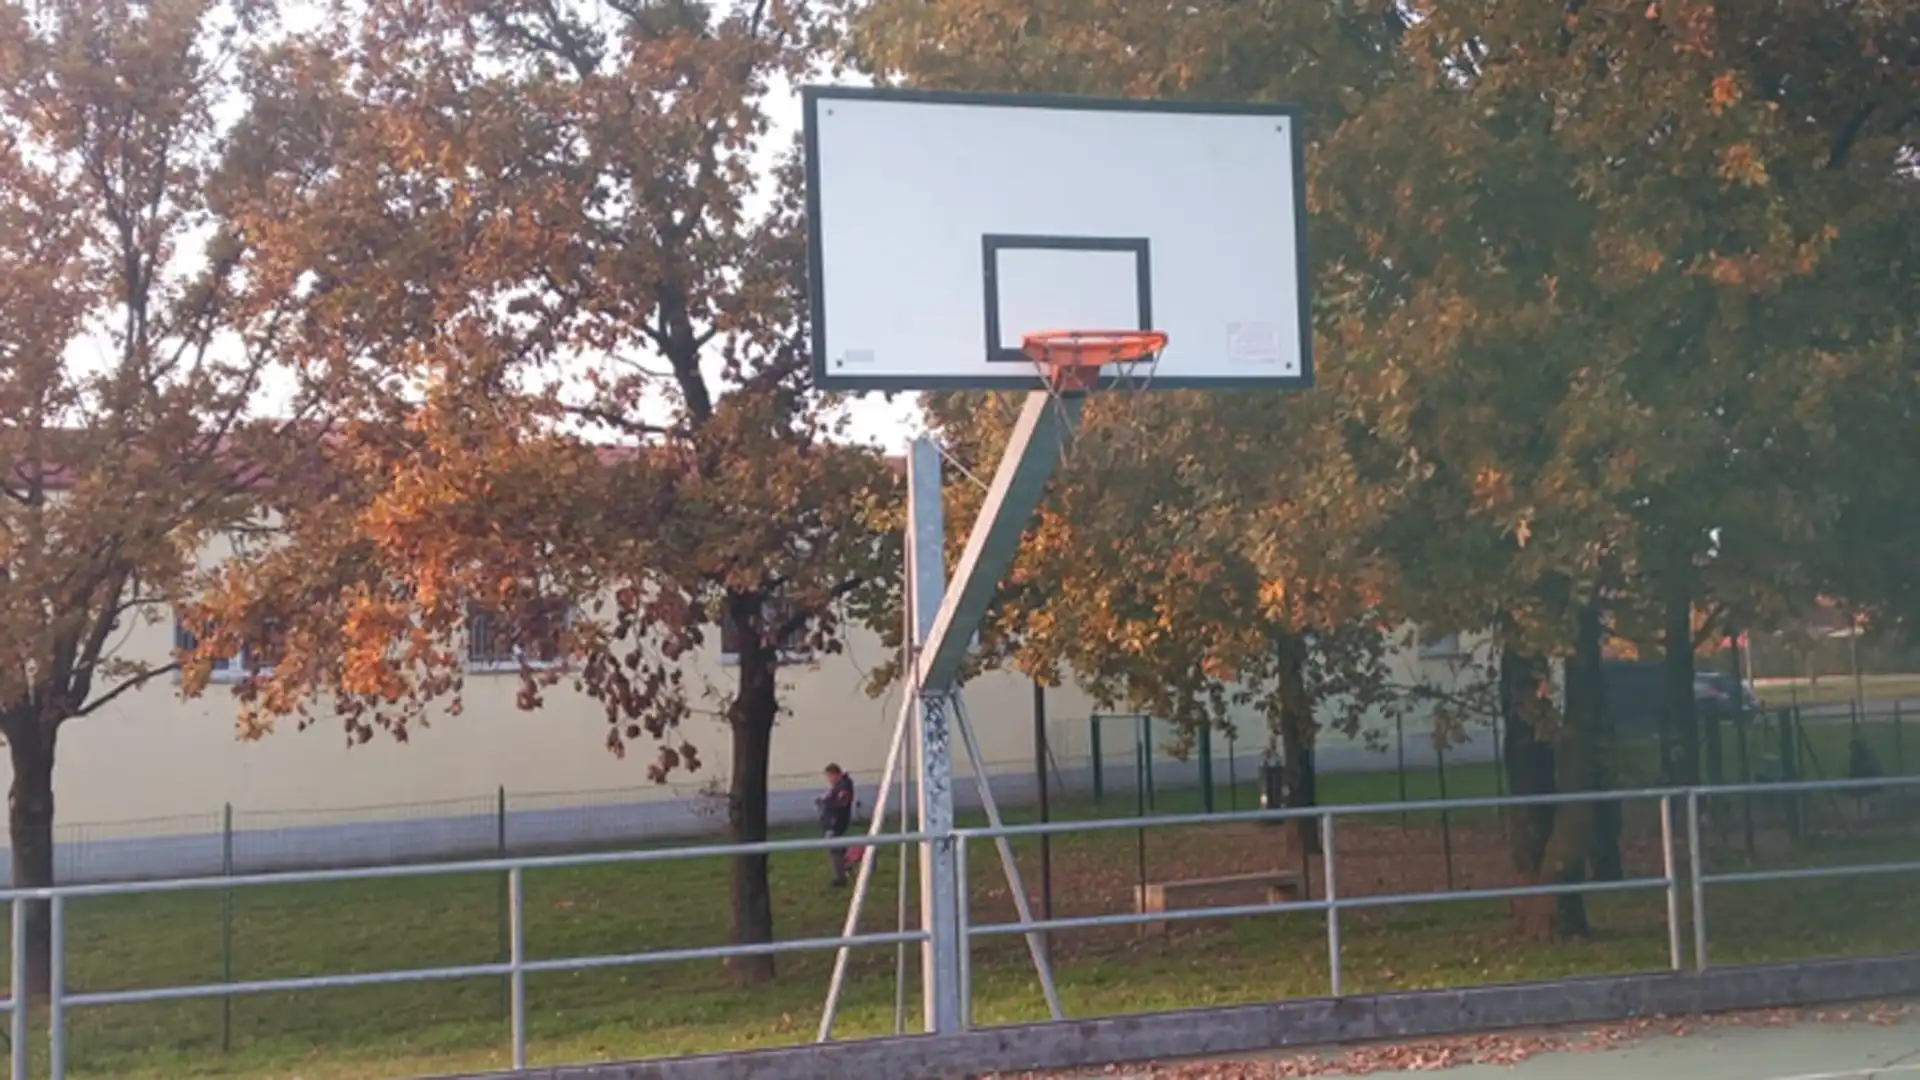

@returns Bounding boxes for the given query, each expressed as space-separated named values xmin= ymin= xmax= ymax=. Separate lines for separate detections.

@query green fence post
xmin=1226 ymin=730 xmax=1239 ymax=810
xmin=222 ymin=802 xmax=234 ymax=1053
xmin=1435 ymin=744 xmax=1455 ymax=890
xmin=1140 ymin=717 xmax=1157 ymax=812
xmin=1779 ymin=708 xmax=1803 ymax=840
xmin=1896 ymin=701 xmax=1907 ymax=775
xmin=1734 ymin=710 xmax=1755 ymax=860
xmin=497 ymin=786 xmax=510 ymax=1020
xmin=1198 ymin=725 xmax=1216 ymax=813
xmin=1396 ymin=713 xmax=1409 ymax=831
xmin=1090 ymin=716 xmax=1104 ymax=804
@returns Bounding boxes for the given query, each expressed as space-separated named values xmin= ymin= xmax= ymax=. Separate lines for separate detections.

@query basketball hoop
xmin=1021 ymin=329 xmax=1169 ymax=393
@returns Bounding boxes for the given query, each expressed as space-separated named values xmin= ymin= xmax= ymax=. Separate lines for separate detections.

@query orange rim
xmin=1020 ymin=329 xmax=1168 ymax=392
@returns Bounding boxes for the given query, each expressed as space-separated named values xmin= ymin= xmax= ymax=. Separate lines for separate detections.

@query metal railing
xmin=957 ymin=787 xmax=1689 ymax=1003
xmin=9 ymin=776 xmax=1920 ymax=1078
xmin=0 ymin=831 xmax=934 ymax=1080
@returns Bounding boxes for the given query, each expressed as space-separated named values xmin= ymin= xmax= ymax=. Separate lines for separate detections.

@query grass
xmin=11 ymin=728 xmax=1920 ymax=1080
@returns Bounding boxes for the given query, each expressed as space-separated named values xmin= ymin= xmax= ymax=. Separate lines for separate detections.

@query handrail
xmin=10 ymin=774 xmax=1916 ymax=1079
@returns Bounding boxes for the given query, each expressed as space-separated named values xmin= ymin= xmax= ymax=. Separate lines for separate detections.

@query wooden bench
xmin=1134 ymin=870 xmax=1305 ymax=935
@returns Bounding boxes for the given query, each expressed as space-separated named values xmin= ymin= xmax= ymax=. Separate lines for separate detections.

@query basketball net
xmin=1020 ymin=329 xmax=1169 ymax=476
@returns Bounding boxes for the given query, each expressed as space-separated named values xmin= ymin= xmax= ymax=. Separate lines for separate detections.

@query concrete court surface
xmin=1042 ymin=1009 xmax=1920 ymax=1080
xmin=1407 ymin=1018 xmax=1920 ymax=1079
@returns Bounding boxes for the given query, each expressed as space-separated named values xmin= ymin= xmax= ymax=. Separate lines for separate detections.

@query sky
xmin=69 ymin=25 xmax=927 ymax=455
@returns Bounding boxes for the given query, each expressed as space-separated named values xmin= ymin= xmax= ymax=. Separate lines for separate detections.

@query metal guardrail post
xmin=927 ymin=834 xmax=966 ymax=1031
xmin=10 ymin=899 xmax=26 ymax=1080
xmin=1660 ymin=794 xmax=1681 ymax=971
xmin=955 ymin=837 xmax=972 ymax=1029
xmin=222 ymin=801 xmax=235 ymax=1053
xmin=49 ymin=896 xmax=66 ymax=1080
xmin=1322 ymin=811 xmax=1342 ymax=997
xmin=1687 ymin=789 xmax=1708 ymax=971
xmin=508 ymin=867 xmax=527 ymax=1070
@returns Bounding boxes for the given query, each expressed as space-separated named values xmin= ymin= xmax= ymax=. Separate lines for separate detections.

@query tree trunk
xmin=1499 ymin=645 xmax=1560 ymax=938
xmin=725 ymin=618 xmax=780 ymax=986
xmin=8 ymin=715 xmax=57 ymax=995
xmin=1276 ymin=631 xmax=1320 ymax=855
xmin=1661 ymin=574 xmax=1701 ymax=785
xmin=1528 ymin=593 xmax=1607 ymax=937
xmin=1574 ymin=595 xmax=1622 ymax=883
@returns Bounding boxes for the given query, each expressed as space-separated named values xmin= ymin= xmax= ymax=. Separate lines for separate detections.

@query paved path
xmin=1047 ymin=1008 xmax=1920 ymax=1080
xmin=1417 ymin=1017 xmax=1920 ymax=1078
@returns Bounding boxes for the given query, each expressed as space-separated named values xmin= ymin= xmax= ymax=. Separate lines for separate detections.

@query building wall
xmin=2 ymin=530 xmax=1495 ymax=882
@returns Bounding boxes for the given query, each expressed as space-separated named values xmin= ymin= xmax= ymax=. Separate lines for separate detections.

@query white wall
xmin=3 ymin=533 xmax=1493 ymax=882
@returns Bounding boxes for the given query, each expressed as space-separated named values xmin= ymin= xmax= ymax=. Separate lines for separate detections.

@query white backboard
xmin=803 ymin=86 xmax=1312 ymax=392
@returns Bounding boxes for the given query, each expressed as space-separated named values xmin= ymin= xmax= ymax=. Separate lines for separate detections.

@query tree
xmin=1313 ymin=0 xmax=1918 ymax=933
xmin=189 ymin=0 xmax=897 ymax=984
xmin=898 ymin=372 xmax=1408 ymax=856
xmin=0 ymin=0 xmax=328 ymax=990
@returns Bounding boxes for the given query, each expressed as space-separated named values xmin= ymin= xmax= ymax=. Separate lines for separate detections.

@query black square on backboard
xmin=981 ymin=235 xmax=1153 ymax=364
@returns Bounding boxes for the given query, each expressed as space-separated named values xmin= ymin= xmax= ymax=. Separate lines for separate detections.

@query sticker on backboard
xmin=836 ymin=349 xmax=877 ymax=368
xmin=1227 ymin=322 xmax=1284 ymax=364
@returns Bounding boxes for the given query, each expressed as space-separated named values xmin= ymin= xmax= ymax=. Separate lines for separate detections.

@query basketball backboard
xmin=802 ymin=86 xmax=1312 ymax=393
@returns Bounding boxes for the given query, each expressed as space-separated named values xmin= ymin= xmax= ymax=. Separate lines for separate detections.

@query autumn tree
xmin=1313 ymin=0 xmax=1918 ymax=934
xmin=900 ymin=389 xmax=1403 ymax=855
xmin=191 ymin=0 xmax=896 ymax=984
xmin=0 ymin=0 xmax=335 ymax=989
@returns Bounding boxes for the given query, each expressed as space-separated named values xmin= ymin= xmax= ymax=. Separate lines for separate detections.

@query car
xmin=1694 ymin=672 xmax=1762 ymax=713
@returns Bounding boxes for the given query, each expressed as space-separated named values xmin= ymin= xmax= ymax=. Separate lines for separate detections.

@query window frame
xmin=1417 ymin=630 xmax=1467 ymax=661
xmin=174 ymin=619 xmax=277 ymax=684
xmin=466 ymin=596 xmax=574 ymax=674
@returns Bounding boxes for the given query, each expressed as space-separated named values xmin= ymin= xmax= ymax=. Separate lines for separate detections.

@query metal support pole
xmin=1660 ymin=795 xmax=1681 ymax=971
xmin=1436 ymin=743 xmax=1455 ymax=891
xmin=892 ymin=398 xmax=1079 ymax=1032
xmin=893 ymin=711 xmax=913 ymax=1036
xmin=1143 ymin=717 xmax=1158 ymax=810
xmin=1227 ymin=730 xmax=1238 ymax=810
xmin=896 ymin=488 xmax=920 ymax=1038
xmin=951 ymin=695 xmax=1065 ymax=1021
xmin=818 ymin=690 xmax=915 ymax=1041
xmin=49 ymin=896 xmax=65 ymax=1080
xmin=222 ymin=801 xmax=235 ymax=1052
xmin=1198 ymin=724 xmax=1215 ymax=813
xmin=497 ymin=786 xmax=509 ymax=1020
xmin=509 ymin=867 xmax=527 ymax=1069
xmin=919 ymin=695 xmax=965 ymax=1033
xmin=955 ymin=836 xmax=972 ymax=1029
xmin=1091 ymin=716 xmax=1104 ymax=803
xmin=1396 ymin=712 xmax=1408 ymax=830
xmin=1897 ymin=701 xmax=1907 ymax=774
xmin=1322 ymin=812 xmax=1341 ymax=997
xmin=1033 ymin=680 xmax=1053 ymax=936
xmin=901 ymin=438 xmax=962 ymax=1034
xmin=1687 ymin=789 xmax=1707 ymax=971
xmin=11 ymin=899 xmax=27 ymax=1080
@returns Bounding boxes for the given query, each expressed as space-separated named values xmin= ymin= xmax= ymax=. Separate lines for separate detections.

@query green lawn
xmin=1756 ymin=674 xmax=1920 ymax=709
xmin=10 ymin=735 xmax=1920 ymax=1080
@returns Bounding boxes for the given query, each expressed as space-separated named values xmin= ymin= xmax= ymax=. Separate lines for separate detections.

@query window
xmin=174 ymin=618 xmax=277 ymax=682
xmin=467 ymin=597 xmax=571 ymax=671
xmin=1418 ymin=631 xmax=1466 ymax=660
xmin=720 ymin=598 xmax=813 ymax=664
